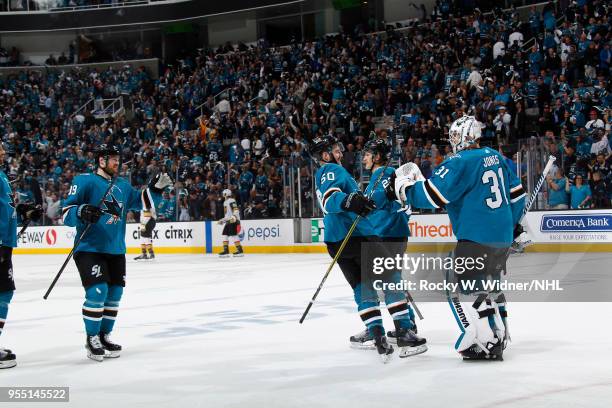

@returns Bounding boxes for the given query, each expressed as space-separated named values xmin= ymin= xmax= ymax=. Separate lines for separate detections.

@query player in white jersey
xmin=218 ymin=189 xmax=244 ymax=257
xmin=135 ymin=173 xmax=173 ymax=260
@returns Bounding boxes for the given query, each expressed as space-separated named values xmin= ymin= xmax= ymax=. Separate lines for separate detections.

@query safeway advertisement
xmin=17 ymin=226 xmax=74 ymax=248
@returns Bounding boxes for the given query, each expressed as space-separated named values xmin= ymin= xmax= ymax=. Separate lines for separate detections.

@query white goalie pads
xmin=448 ymin=293 xmax=505 ymax=354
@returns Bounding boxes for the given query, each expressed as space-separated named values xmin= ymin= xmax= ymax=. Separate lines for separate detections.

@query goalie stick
xmin=506 ymin=154 xmax=556 ymax=257
xmin=518 ymin=155 xmax=556 ymax=225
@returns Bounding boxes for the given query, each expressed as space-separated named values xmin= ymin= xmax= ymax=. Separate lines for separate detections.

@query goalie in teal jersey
xmin=388 ymin=116 xmax=526 ymax=361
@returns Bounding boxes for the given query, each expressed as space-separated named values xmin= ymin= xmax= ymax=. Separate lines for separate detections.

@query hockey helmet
xmin=448 ymin=116 xmax=482 ymax=154
xmin=363 ymin=139 xmax=390 ymax=162
xmin=95 ymin=143 xmax=121 ymax=159
xmin=222 ymin=189 xmax=232 ymax=198
xmin=309 ymin=135 xmax=340 ymax=156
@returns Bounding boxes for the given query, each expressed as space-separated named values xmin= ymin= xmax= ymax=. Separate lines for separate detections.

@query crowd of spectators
xmin=0 ymin=0 xmax=610 ymax=225
xmin=0 ymin=1 xmax=144 ymax=12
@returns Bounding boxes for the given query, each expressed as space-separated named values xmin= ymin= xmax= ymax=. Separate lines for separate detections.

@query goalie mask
xmin=448 ymin=116 xmax=482 ymax=154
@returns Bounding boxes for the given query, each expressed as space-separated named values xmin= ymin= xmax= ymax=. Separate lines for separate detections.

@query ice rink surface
xmin=2 ymin=252 xmax=611 ymax=408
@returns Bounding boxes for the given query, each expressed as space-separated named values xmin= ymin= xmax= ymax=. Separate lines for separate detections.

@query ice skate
xmin=86 ymin=335 xmax=105 ymax=362
xmin=0 ymin=349 xmax=16 ymax=369
xmin=100 ymin=332 xmax=121 ymax=358
xmin=394 ymin=328 xmax=428 ymax=358
xmin=232 ymin=248 xmax=244 ymax=257
xmin=134 ymin=253 xmax=149 ymax=261
xmin=349 ymin=329 xmax=375 ymax=350
xmin=219 ymin=249 xmax=230 ymax=258
xmin=148 ymin=251 xmax=155 ymax=260
xmin=461 ymin=340 xmax=504 ymax=361
xmin=370 ymin=326 xmax=393 ymax=363
xmin=387 ymin=321 xmax=417 ymax=343
xmin=374 ymin=335 xmax=394 ymax=364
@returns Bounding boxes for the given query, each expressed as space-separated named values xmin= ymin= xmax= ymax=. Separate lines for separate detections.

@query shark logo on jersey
xmin=102 ymin=193 xmax=123 ymax=224
xmin=7 ymin=267 xmax=13 ymax=281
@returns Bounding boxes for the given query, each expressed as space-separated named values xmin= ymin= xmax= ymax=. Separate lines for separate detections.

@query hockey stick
xmin=404 ymin=283 xmax=424 ymax=320
xmin=42 ymin=162 xmax=127 ymax=300
xmin=299 ymin=164 xmax=389 ymax=324
xmin=518 ymin=155 xmax=556 ymax=224
xmin=16 ymin=220 xmax=31 ymax=240
xmin=504 ymin=154 xmax=556 ymax=259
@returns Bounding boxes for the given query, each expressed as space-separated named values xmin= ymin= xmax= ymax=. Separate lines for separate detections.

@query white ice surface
xmin=1 ymin=253 xmax=611 ymax=408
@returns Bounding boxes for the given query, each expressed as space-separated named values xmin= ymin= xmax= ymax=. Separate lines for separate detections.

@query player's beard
xmin=98 ymin=162 xmax=118 ymax=178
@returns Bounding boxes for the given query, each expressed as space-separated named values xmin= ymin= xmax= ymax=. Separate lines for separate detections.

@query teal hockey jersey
xmin=406 ymin=148 xmax=526 ymax=247
xmin=62 ymin=173 xmax=142 ymax=254
xmin=315 ymin=163 xmax=376 ymax=243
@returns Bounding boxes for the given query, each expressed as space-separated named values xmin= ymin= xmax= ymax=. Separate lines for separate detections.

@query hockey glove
xmin=149 ymin=173 xmax=173 ymax=193
xmin=385 ymin=172 xmax=397 ymax=201
xmin=77 ymin=204 xmax=103 ymax=224
xmin=341 ymin=192 xmax=376 ymax=217
xmin=16 ymin=203 xmax=43 ymax=221
xmin=217 ymin=218 xmax=227 ymax=225
xmin=513 ymin=223 xmax=524 ymax=240
xmin=394 ymin=162 xmax=424 ymax=203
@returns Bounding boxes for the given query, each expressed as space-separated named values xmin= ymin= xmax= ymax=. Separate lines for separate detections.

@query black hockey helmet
xmin=95 ymin=143 xmax=121 ymax=176
xmin=363 ymin=139 xmax=390 ymax=162
xmin=95 ymin=143 xmax=121 ymax=159
xmin=309 ymin=135 xmax=339 ymax=156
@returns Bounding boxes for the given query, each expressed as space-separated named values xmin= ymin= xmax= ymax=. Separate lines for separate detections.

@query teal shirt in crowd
xmin=548 ymin=177 xmax=569 ymax=207
xmin=569 ymin=184 xmax=591 ymax=209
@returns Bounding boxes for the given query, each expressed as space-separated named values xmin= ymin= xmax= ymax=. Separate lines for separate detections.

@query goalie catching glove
xmin=385 ymin=162 xmax=425 ymax=203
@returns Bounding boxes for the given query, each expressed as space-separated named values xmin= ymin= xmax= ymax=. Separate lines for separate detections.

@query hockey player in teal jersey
xmin=0 ymin=143 xmax=42 ymax=368
xmin=389 ymin=116 xmax=526 ymax=361
xmin=312 ymin=135 xmax=395 ymax=362
xmin=347 ymin=139 xmax=426 ymax=358
xmin=134 ymin=173 xmax=173 ymax=260
xmin=62 ymin=144 xmax=169 ymax=362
